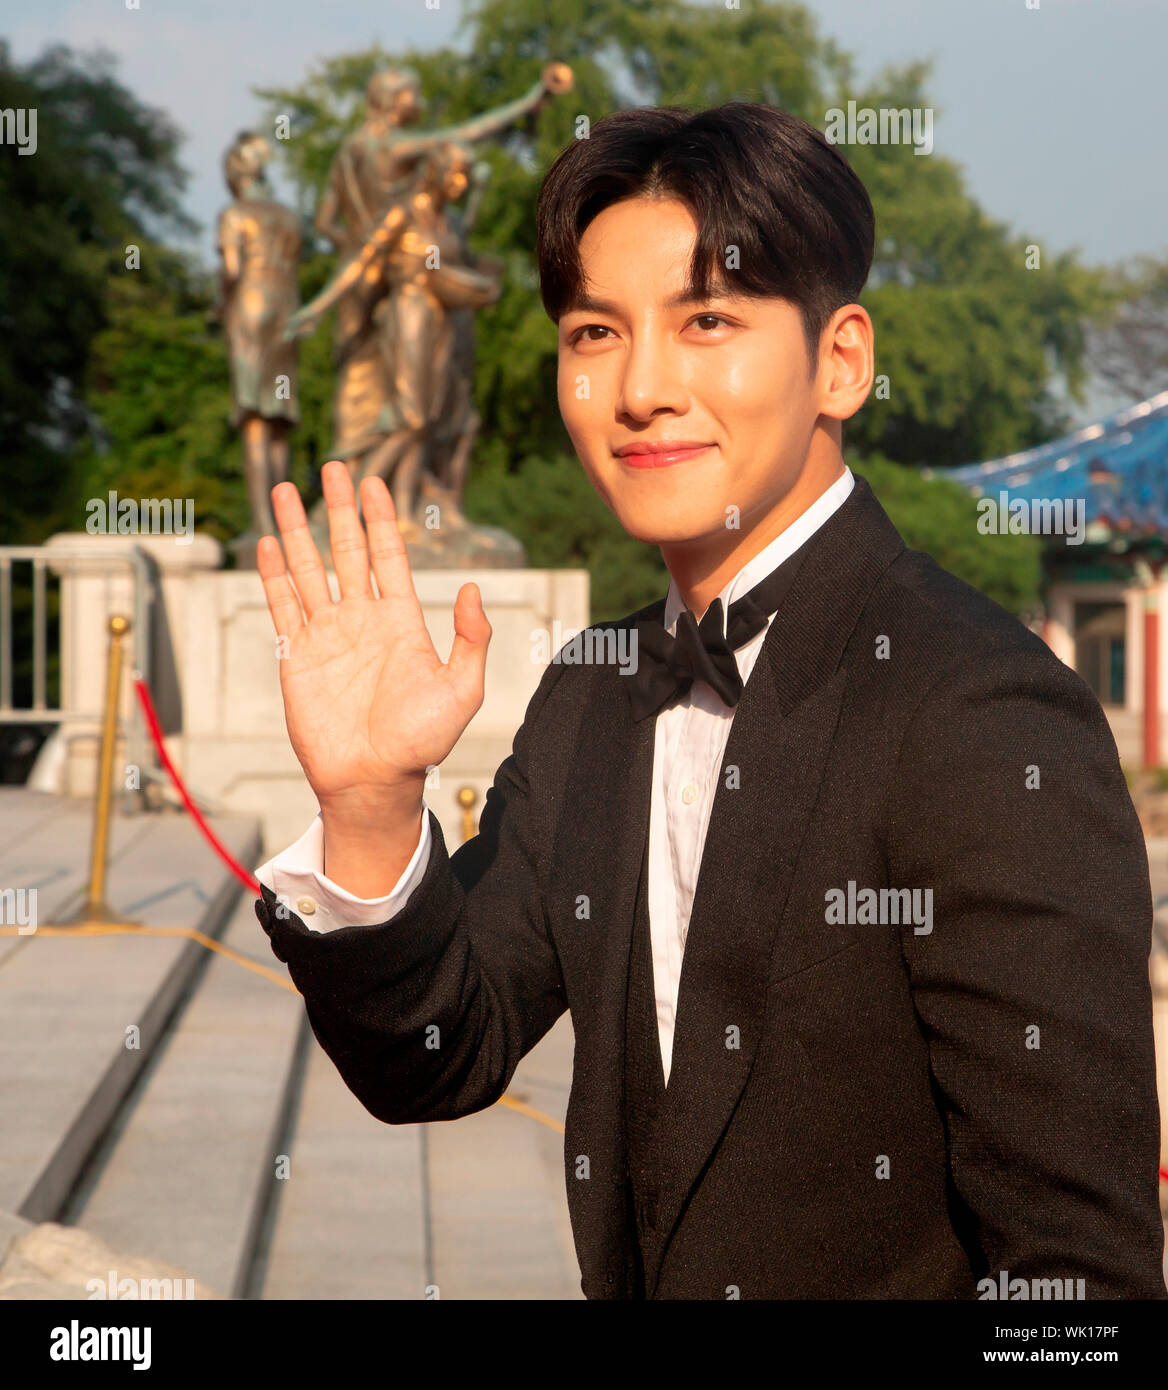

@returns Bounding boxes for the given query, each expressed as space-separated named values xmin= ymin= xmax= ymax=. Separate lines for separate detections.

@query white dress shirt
xmin=256 ymin=466 xmax=855 ymax=1085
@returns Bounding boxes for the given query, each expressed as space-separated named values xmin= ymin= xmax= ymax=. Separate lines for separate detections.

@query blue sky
xmin=7 ymin=0 xmax=1167 ymax=421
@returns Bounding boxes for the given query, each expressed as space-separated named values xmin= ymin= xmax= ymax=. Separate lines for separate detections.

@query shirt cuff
xmin=254 ymin=804 xmax=431 ymax=930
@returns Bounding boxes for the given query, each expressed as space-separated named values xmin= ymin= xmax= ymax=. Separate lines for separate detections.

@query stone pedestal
xmin=181 ymin=564 xmax=588 ymax=852
xmin=45 ymin=530 xmax=589 ymax=856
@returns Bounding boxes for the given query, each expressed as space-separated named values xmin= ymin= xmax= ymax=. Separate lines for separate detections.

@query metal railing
xmin=0 ymin=544 xmax=159 ymax=804
xmin=0 ymin=548 xmax=51 ymax=717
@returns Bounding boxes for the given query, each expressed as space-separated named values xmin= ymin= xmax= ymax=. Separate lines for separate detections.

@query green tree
xmin=0 ymin=41 xmax=193 ymax=543
xmin=837 ymin=59 xmax=1107 ymax=465
xmin=255 ymin=0 xmax=1092 ymax=615
xmin=850 ymin=454 xmax=1043 ymax=618
xmin=4 ymin=6 xmax=1084 ymax=618
xmin=1085 ymin=251 xmax=1168 ymax=404
xmin=66 ymin=247 xmax=337 ymax=545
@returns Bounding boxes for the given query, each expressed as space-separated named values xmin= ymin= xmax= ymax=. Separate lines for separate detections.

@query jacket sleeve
xmin=255 ymin=657 xmax=571 ymax=1125
xmin=884 ymin=641 xmax=1166 ymax=1298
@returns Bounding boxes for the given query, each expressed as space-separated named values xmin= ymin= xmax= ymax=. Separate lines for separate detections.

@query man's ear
xmin=818 ymin=304 xmax=874 ymax=424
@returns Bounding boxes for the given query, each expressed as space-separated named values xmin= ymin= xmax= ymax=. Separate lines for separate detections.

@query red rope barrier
xmin=133 ymin=676 xmax=262 ymax=896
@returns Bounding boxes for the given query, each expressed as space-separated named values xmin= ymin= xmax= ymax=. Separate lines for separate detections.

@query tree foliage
xmin=1085 ymin=252 xmax=1168 ymax=404
xmin=0 ymin=41 xmax=194 ymax=541
xmin=2 ymin=2 xmax=1100 ymax=618
xmin=849 ymin=453 xmax=1043 ymax=619
xmin=251 ymin=0 xmax=1097 ymax=612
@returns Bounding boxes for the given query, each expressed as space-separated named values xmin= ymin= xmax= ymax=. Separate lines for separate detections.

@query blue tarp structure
xmin=943 ymin=389 xmax=1168 ymax=538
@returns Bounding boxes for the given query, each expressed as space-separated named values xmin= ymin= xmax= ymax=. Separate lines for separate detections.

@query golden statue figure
xmin=287 ymin=142 xmax=501 ymax=542
xmin=311 ymin=63 xmax=574 ymax=491
xmin=216 ymin=130 xmax=301 ymax=545
xmin=423 ymin=157 xmax=502 ymax=523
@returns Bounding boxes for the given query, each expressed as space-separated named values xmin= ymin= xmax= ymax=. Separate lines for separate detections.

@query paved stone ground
xmin=256 ymin=1014 xmax=579 ymax=1300
xmin=0 ymin=788 xmax=262 ymax=1299
xmin=0 ymin=789 xmax=261 ymax=1225
xmin=0 ymin=788 xmax=581 ymax=1300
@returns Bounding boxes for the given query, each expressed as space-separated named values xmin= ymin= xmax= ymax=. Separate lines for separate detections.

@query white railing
xmin=0 ymin=544 xmax=158 ymax=800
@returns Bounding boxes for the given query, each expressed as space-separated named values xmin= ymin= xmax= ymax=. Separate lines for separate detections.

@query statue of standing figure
xmin=287 ymin=141 xmax=504 ymax=540
xmin=424 ymin=156 xmax=503 ymax=525
xmin=216 ymin=131 xmax=302 ymax=545
xmin=303 ymin=63 xmax=574 ymax=545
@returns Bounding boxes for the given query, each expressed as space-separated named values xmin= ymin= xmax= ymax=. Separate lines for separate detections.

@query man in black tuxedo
xmin=253 ymin=103 xmax=1165 ymax=1299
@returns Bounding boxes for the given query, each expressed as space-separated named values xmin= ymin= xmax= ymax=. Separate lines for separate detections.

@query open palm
xmin=256 ymin=462 xmax=491 ymax=815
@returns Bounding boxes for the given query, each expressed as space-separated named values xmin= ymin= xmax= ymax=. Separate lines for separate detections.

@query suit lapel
xmin=644 ymin=473 xmax=906 ymax=1293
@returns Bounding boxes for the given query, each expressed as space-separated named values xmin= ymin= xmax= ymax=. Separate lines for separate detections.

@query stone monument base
xmin=47 ymin=531 xmax=589 ymax=855
xmin=230 ymin=519 xmax=525 ymax=572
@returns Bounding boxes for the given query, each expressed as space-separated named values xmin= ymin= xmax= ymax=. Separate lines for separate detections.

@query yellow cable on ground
xmin=1 ymin=921 xmax=296 ymax=991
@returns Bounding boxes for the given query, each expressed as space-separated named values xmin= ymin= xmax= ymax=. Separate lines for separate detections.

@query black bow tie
xmin=626 ymin=550 xmax=806 ymax=721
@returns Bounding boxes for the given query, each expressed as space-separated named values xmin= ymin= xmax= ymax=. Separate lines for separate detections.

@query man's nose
xmin=617 ymin=333 xmax=688 ymax=419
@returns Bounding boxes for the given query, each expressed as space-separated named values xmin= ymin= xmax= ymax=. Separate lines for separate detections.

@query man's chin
xmin=610 ymin=504 xmax=728 ymax=549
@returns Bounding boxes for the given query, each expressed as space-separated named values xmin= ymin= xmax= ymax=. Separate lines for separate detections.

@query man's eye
xmin=568 ymin=315 xmax=729 ymax=344
xmin=570 ymin=324 xmax=612 ymax=344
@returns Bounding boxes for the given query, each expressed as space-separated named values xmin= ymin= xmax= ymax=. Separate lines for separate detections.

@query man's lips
xmin=613 ymin=444 xmax=715 ymax=469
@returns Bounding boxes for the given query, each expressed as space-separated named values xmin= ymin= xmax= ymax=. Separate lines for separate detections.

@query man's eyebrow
xmin=562 ymin=288 xmax=751 ymax=317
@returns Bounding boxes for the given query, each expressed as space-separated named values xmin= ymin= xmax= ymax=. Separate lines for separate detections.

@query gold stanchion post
xmin=457 ymin=785 xmax=478 ymax=844
xmin=63 ymin=615 xmax=136 ymax=925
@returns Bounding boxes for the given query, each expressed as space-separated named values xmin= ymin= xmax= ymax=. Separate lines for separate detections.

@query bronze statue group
xmin=215 ymin=63 xmax=573 ymax=548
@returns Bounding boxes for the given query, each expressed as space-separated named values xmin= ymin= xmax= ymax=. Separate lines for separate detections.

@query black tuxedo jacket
xmin=256 ymin=473 xmax=1166 ymax=1299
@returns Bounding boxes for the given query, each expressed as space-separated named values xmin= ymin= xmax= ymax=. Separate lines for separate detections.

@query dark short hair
xmin=536 ymin=102 xmax=875 ymax=371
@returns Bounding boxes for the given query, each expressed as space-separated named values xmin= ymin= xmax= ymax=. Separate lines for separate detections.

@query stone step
xmin=426 ymin=1015 xmax=581 ymax=1299
xmin=0 ymin=792 xmax=151 ymax=972
xmin=67 ymin=892 xmax=303 ymax=1298
xmin=255 ymin=1035 xmax=428 ymax=1299
xmin=1 ymin=781 xmax=581 ymax=1301
xmin=256 ymin=1010 xmax=581 ymax=1299
xmin=0 ymin=792 xmax=261 ymax=1224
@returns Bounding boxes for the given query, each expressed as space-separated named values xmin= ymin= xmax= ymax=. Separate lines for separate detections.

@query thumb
xmin=446 ymin=582 xmax=491 ymax=707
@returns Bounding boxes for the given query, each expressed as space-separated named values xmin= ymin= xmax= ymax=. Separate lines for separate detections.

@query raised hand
xmin=257 ymin=461 xmax=491 ymax=892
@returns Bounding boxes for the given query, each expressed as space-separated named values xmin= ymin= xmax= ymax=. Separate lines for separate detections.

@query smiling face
xmin=556 ymin=195 xmax=870 ymax=595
